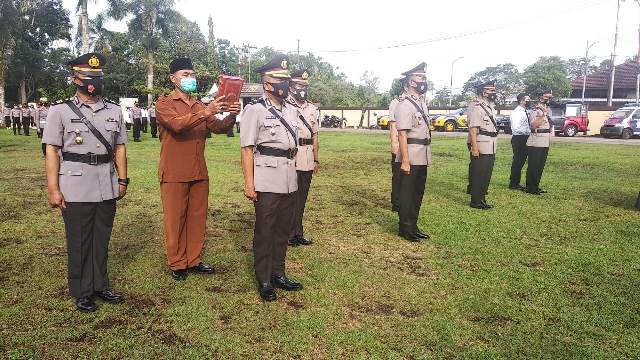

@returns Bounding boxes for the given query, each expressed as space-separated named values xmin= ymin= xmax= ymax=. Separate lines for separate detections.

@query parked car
xmin=496 ymin=115 xmax=511 ymax=134
xmin=376 ymin=114 xmax=390 ymax=130
xmin=432 ymin=108 xmax=467 ymax=132
xmin=549 ymin=102 xmax=589 ymax=137
xmin=600 ymin=103 xmax=640 ymax=139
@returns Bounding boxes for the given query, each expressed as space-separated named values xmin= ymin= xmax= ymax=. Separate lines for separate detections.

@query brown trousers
xmin=160 ymin=180 xmax=209 ymax=270
xmin=293 ymin=170 xmax=313 ymax=237
xmin=253 ymin=191 xmax=296 ymax=284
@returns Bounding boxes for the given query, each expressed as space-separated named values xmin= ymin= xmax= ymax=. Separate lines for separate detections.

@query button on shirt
xmin=42 ymin=96 xmax=127 ymax=202
xmin=155 ymin=89 xmax=235 ymax=183
xmin=509 ymin=105 xmax=531 ymax=136
xmin=240 ymin=97 xmax=298 ymax=194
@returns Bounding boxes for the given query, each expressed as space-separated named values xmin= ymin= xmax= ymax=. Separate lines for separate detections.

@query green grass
xmin=0 ymin=128 xmax=639 ymax=359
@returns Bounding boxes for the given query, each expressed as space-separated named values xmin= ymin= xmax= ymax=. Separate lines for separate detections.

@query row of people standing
xmin=3 ymin=101 xmax=49 ymax=138
xmin=387 ymin=73 xmax=554 ymax=242
xmin=128 ymin=103 xmax=158 ymax=141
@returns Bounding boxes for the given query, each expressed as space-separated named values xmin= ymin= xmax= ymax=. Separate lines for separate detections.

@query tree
xmin=565 ymin=57 xmax=598 ymax=80
xmin=522 ymin=56 xmax=572 ymax=99
xmin=0 ymin=0 xmax=18 ymax=110
xmin=430 ymin=87 xmax=451 ymax=107
xmin=597 ymin=59 xmax=613 ymax=72
xmin=107 ymin=0 xmax=176 ymax=105
xmin=462 ymin=63 xmax=522 ymax=106
xmin=206 ymin=15 xmax=220 ymax=81
xmin=76 ymin=0 xmax=91 ymax=54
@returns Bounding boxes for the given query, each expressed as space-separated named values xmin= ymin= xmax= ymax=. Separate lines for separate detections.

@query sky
xmin=62 ymin=0 xmax=640 ymax=95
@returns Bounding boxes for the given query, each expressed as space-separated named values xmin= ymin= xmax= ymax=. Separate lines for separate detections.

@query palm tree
xmin=76 ymin=0 xmax=90 ymax=54
xmin=107 ymin=0 xmax=175 ymax=105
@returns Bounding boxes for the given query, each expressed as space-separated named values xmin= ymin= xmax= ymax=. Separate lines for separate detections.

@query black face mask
xmin=76 ymin=77 xmax=103 ymax=97
xmin=291 ymin=86 xmax=308 ymax=102
xmin=524 ymin=101 xmax=531 ymax=108
xmin=413 ymin=81 xmax=428 ymax=95
xmin=267 ymin=81 xmax=289 ymax=99
xmin=486 ymin=93 xmax=496 ymax=102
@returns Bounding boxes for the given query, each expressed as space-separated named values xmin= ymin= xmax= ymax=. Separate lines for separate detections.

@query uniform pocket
xmin=59 ymin=162 xmax=83 ymax=176
xmin=104 ymin=122 xmax=118 ymax=131
xmin=255 ymin=156 xmax=278 ymax=168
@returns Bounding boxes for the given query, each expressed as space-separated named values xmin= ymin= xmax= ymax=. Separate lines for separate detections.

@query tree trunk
xmin=19 ymin=79 xmax=26 ymax=104
xmin=0 ymin=82 xmax=5 ymax=111
xmin=146 ymin=50 xmax=154 ymax=106
xmin=80 ymin=0 xmax=90 ymax=54
xmin=358 ymin=109 xmax=366 ymax=128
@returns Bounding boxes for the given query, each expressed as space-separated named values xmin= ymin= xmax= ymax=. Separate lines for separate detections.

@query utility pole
xmin=607 ymin=0 xmax=622 ymax=107
xmin=449 ymin=56 xmax=463 ymax=107
xmin=297 ymin=39 xmax=300 ymax=66
xmin=582 ymin=41 xmax=598 ymax=104
xmin=635 ymin=0 xmax=640 ymax=104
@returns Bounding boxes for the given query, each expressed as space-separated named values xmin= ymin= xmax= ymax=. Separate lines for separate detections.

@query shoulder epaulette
xmin=104 ymin=99 xmax=119 ymax=105
xmin=51 ymin=99 xmax=72 ymax=107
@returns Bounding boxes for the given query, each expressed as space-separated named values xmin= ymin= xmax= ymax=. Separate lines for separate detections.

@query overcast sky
xmin=62 ymin=0 xmax=639 ymax=94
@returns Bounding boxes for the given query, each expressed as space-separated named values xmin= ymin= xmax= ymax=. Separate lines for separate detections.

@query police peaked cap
xmin=401 ymin=62 xmax=427 ymax=77
xmin=67 ymin=52 xmax=106 ymax=76
xmin=256 ymin=54 xmax=291 ymax=79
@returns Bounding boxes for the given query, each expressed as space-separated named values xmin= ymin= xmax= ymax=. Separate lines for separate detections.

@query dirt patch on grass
xmin=93 ymin=317 xmax=129 ymax=330
xmin=471 ymin=314 xmax=519 ymax=326
xmin=519 ymin=259 xmax=542 ymax=269
xmin=0 ymin=236 xmax=24 ymax=247
xmin=41 ymin=245 xmax=66 ymax=257
xmin=206 ymin=284 xmax=248 ymax=295
xmin=126 ymin=294 xmax=167 ymax=313
xmin=283 ymin=298 xmax=305 ymax=310
xmin=157 ymin=329 xmax=187 ymax=346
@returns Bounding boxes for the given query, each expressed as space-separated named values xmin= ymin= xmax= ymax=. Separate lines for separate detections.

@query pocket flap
xmin=59 ymin=162 xmax=83 ymax=176
xmin=105 ymin=122 xmax=118 ymax=131
xmin=66 ymin=123 xmax=89 ymax=133
xmin=255 ymin=156 xmax=278 ymax=168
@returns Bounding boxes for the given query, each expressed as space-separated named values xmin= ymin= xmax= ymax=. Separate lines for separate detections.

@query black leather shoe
xmin=94 ymin=289 xmax=123 ymax=304
xmin=509 ymin=184 xmax=526 ymax=191
xmin=76 ymin=297 xmax=97 ymax=312
xmin=526 ymin=190 xmax=541 ymax=195
xmin=189 ymin=263 xmax=215 ymax=274
xmin=480 ymin=201 xmax=493 ymax=209
xmin=415 ymin=230 xmax=430 ymax=240
xmin=271 ymin=275 xmax=303 ymax=291
xmin=296 ymin=235 xmax=313 ymax=246
xmin=470 ymin=202 xmax=490 ymax=210
xmin=171 ymin=269 xmax=188 ymax=281
xmin=399 ymin=232 xmax=421 ymax=242
xmin=538 ymin=189 xmax=547 ymax=194
xmin=258 ymin=283 xmax=277 ymax=301
xmin=287 ymin=237 xmax=300 ymax=246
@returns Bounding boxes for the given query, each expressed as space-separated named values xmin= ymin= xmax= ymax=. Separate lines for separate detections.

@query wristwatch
xmin=118 ymin=178 xmax=130 ymax=186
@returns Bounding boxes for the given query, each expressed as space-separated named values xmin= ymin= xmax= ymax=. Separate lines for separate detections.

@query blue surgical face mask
xmin=180 ymin=77 xmax=197 ymax=93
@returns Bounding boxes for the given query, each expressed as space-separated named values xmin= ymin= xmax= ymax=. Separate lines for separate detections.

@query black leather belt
xmin=298 ymin=138 xmax=313 ymax=146
xmin=256 ymin=145 xmax=298 ymax=159
xmin=478 ymin=130 xmax=498 ymax=137
xmin=62 ymin=152 xmax=111 ymax=165
xmin=407 ymin=138 xmax=431 ymax=145
xmin=533 ymin=128 xmax=551 ymax=133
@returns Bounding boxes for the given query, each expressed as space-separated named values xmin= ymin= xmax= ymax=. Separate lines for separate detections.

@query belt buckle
xmin=289 ymin=148 xmax=297 ymax=159
xmin=89 ymin=153 xmax=98 ymax=165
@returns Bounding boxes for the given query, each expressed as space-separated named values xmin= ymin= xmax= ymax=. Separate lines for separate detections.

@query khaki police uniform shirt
xmin=388 ymin=98 xmax=399 ymax=155
xmin=289 ymin=97 xmax=319 ymax=172
xmin=467 ymin=100 xmax=498 ymax=155
xmin=3 ymin=107 xmax=10 ymax=117
xmin=37 ymin=106 xmax=49 ymax=129
xmin=148 ymin=106 xmax=156 ymax=118
xmin=42 ymin=96 xmax=128 ymax=202
xmin=11 ymin=108 xmax=21 ymax=119
xmin=527 ymin=105 xmax=551 ymax=148
xmin=395 ymin=93 xmax=432 ymax=166
xmin=240 ymin=97 xmax=298 ymax=194
xmin=21 ymin=107 xmax=30 ymax=118
xmin=131 ymin=106 xmax=141 ymax=119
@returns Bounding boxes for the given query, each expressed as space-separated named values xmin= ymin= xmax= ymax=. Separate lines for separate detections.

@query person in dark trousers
xmin=467 ymin=80 xmax=498 ymax=210
xmin=43 ymin=52 xmax=129 ymax=313
xmin=525 ymin=90 xmax=553 ymax=195
xmin=21 ymin=103 xmax=31 ymax=136
xmin=148 ymin=103 xmax=158 ymax=138
xmin=508 ymin=93 xmax=531 ymax=191
xmin=131 ymin=102 xmax=142 ymax=142
xmin=11 ymin=105 xmax=21 ymax=135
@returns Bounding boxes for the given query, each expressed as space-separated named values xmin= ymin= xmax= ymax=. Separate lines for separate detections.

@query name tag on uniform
xmin=265 ymin=115 xmax=277 ymax=120
xmin=106 ymin=117 xmax=117 ymax=123
xmin=70 ymin=118 xmax=83 ymax=123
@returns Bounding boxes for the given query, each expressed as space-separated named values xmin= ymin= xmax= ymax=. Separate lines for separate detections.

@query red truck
xmin=550 ymin=102 xmax=590 ymax=137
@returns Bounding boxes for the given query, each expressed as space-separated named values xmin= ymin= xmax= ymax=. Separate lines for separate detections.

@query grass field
xmin=0 ymin=128 xmax=639 ymax=359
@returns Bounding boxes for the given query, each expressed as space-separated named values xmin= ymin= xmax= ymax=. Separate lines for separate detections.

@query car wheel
xmin=444 ymin=121 xmax=456 ymax=132
xmin=564 ymin=125 xmax=578 ymax=137
xmin=621 ymin=128 xmax=633 ymax=140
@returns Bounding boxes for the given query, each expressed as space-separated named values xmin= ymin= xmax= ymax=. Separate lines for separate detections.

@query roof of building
xmin=571 ymin=59 xmax=640 ymax=90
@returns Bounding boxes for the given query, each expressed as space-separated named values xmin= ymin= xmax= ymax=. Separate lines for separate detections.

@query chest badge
xmin=74 ymin=129 xmax=83 ymax=144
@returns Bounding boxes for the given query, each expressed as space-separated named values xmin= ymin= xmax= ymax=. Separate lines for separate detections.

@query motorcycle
xmin=321 ymin=114 xmax=347 ymax=128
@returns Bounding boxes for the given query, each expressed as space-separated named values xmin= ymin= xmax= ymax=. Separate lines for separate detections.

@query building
xmin=569 ymin=59 xmax=640 ymax=103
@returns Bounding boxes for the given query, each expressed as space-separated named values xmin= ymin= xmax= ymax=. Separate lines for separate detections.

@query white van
xmin=600 ymin=104 xmax=640 ymax=139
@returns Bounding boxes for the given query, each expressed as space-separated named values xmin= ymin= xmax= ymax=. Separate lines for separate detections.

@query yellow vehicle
xmin=432 ymin=108 xmax=468 ymax=132
xmin=376 ymin=114 xmax=390 ymax=130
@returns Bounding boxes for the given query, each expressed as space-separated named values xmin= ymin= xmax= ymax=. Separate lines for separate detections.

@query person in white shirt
xmin=508 ymin=93 xmax=531 ymax=191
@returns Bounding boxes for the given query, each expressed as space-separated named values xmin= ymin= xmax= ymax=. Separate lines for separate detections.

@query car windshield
xmin=611 ymin=109 xmax=634 ymax=119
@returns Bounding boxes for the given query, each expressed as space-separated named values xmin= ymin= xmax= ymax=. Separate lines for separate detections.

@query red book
xmin=218 ymin=75 xmax=244 ymax=104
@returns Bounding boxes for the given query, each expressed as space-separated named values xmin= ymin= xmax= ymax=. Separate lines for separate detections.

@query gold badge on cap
xmin=281 ymin=59 xmax=288 ymax=70
xmin=88 ymin=55 xmax=100 ymax=68
xmin=302 ymin=71 xmax=309 ymax=80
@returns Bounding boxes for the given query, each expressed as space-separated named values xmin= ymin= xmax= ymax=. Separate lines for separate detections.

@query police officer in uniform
xmin=287 ymin=69 xmax=319 ymax=247
xmin=240 ymin=54 xmax=302 ymax=301
xmin=149 ymin=102 xmax=158 ymax=138
xmin=388 ymin=80 xmax=408 ymax=213
xmin=395 ymin=62 xmax=432 ymax=242
xmin=467 ymin=80 xmax=498 ymax=209
xmin=526 ymin=89 xmax=553 ymax=195
xmin=11 ymin=105 xmax=21 ymax=135
xmin=43 ymin=53 xmax=129 ymax=312
xmin=21 ymin=103 xmax=31 ymax=136
xmin=36 ymin=98 xmax=49 ymax=139
xmin=131 ymin=102 xmax=142 ymax=142
xmin=3 ymin=104 xmax=10 ymax=129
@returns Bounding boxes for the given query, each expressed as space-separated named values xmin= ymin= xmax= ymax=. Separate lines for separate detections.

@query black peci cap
xmin=170 ymin=57 xmax=194 ymax=74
